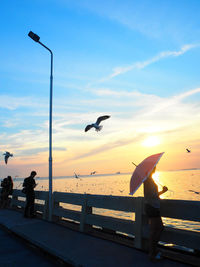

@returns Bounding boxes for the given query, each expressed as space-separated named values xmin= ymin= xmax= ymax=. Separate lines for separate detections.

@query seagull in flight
xmin=188 ymin=190 xmax=200 ymax=195
xmin=3 ymin=151 xmax=13 ymax=164
xmin=186 ymin=148 xmax=191 ymax=153
xmin=85 ymin=115 xmax=110 ymax=132
xmin=74 ymin=172 xmax=79 ymax=178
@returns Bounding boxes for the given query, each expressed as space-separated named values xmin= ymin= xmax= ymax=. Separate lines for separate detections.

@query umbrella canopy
xmin=130 ymin=152 xmax=164 ymax=195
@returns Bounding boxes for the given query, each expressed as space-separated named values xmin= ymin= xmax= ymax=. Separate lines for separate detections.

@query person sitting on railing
xmin=22 ymin=171 xmax=37 ymax=218
xmin=0 ymin=176 xmax=13 ymax=208
xmin=143 ymin=167 xmax=168 ymax=261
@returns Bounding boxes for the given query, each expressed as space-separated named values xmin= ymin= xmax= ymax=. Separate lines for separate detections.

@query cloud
xmin=2 ymin=80 xmax=200 ymax=169
xmin=63 ymin=85 xmax=200 ymax=161
xmin=146 ymin=87 xmax=200 ymax=116
xmin=101 ymin=44 xmax=199 ymax=81
xmin=2 ymin=120 xmax=18 ymax=128
xmin=0 ymin=95 xmax=47 ymax=110
xmin=67 ymin=1 xmax=200 ymax=42
xmin=68 ymin=133 xmax=146 ymax=161
xmin=17 ymin=147 xmax=67 ymax=156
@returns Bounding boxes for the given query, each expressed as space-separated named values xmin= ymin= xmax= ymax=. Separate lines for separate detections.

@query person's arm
xmin=32 ymin=179 xmax=36 ymax=189
xmin=22 ymin=180 xmax=26 ymax=187
xmin=158 ymin=186 xmax=168 ymax=196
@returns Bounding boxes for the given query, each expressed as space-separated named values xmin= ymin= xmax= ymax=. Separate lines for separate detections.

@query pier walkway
xmin=0 ymin=223 xmax=57 ymax=267
xmin=0 ymin=209 xmax=191 ymax=267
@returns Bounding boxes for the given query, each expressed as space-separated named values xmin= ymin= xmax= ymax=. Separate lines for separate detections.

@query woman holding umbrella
xmin=130 ymin=152 xmax=168 ymax=261
xmin=144 ymin=166 xmax=168 ymax=261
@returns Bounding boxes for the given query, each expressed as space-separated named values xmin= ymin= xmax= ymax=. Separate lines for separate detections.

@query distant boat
xmin=116 ymin=171 xmax=120 ymax=174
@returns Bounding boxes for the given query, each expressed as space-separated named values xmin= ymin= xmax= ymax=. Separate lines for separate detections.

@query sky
xmin=1 ymin=0 xmax=200 ymax=177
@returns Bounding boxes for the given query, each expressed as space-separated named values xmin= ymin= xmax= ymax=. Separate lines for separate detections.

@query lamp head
xmin=28 ymin=31 xmax=40 ymax=42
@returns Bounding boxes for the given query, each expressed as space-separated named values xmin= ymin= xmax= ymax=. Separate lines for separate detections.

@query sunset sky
xmin=1 ymin=0 xmax=200 ymax=177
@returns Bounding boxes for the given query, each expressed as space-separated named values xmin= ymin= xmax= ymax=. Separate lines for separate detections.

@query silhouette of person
xmin=23 ymin=171 xmax=37 ymax=218
xmin=0 ymin=176 xmax=13 ymax=208
xmin=143 ymin=167 xmax=168 ymax=261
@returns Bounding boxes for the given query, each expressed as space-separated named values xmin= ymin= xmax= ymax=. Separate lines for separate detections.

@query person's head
xmin=7 ymin=176 xmax=12 ymax=181
xmin=30 ymin=171 xmax=37 ymax=178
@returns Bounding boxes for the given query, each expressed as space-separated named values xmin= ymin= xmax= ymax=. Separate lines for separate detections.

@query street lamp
xmin=28 ymin=31 xmax=53 ymax=221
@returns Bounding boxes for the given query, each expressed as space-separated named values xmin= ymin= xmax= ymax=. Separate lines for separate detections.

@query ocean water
xmin=12 ymin=169 xmax=200 ymax=232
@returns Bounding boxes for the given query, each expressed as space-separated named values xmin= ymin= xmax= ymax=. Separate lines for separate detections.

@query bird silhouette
xmin=3 ymin=151 xmax=13 ymax=164
xmin=85 ymin=115 xmax=110 ymax=132
xmin=188 ymin=190 xmax=199 ymax=195
xmin=74 ymin=172 xmax=79 ymax=178
xmin=186 ymin=148 xmax=191 ymax=153
xmin=90 ymin=171 xmax=97 ymax=175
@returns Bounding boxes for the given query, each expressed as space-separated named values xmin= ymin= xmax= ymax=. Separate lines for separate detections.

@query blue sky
xmin=1 ymin=0 xmax=200 ymax=177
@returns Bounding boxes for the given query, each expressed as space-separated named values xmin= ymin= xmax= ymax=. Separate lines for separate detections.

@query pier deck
xmin=0 ymin=209 xmax=191 ymax=267
xmin=0 ymin=223 xmax=57 ymax=266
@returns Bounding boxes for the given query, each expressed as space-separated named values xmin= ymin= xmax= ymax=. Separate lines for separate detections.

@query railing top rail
xmin=160 ymin=199 xmax=200 ymax=222
xmin=53 ymin=192 xmax=138 ymax=212
xmin=86 ymin=194 xmax=137 ymax=212
xmin=53 ymin=191 xmax=85 ymax=205
xmin=161 ymin=199 xmax=200 ymax=206
xmin=12 ymin=189 xmax=48 ymax=200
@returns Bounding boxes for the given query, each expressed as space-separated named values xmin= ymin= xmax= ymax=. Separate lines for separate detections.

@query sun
xmin=142 ymin=136 xmax=161 ymax=147
xmin=152 ymin=171 xmax=160 ymax=181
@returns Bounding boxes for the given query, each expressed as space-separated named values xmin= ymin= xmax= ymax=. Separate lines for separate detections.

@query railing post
xmin=80 ymin=194 xmax=92 ymax=232
xmin=10 ymin=191 xmax=18 ymax=210
xmin=134 ymin=197 xmax=144 ymax=249
xmin=43 ymin=192 xmax=49 ymax=220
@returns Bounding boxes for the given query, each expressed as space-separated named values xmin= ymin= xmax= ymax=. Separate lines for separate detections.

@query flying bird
xmin=3 ymin=151 xmax=13 ymax=164
xmin=85 ymin=115 xmax=110 ymax=132
xmin=186 ymin=148 xmax=191 ymax=153
xmin=74 ymin=172 xmax=79 ymax=178
xmin=188 ymin=190 xmax=200 ymax=195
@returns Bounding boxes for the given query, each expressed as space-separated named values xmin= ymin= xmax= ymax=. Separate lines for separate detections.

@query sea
xmin=12 ymin=169 xmax=200 ymax=233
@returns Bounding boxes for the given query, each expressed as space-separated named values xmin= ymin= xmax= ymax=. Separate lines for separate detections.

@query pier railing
xmin=160 ymin=199 xmax=200 ymax=251
xmin=10 ymin=189 xmax=48 ymax=219
xmin=9 ymin=190 xmax=200 ymax=251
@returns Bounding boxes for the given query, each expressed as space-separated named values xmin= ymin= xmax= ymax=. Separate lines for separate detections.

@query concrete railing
xmin=52 ymin=192 xmax=141 ymax=245
xmin=10 ymin=189 xmax=48 ymax=219
xmin=159 ymin=199 xmax=200 ymax=251
xmin=52 ymin=192 xmax=200 ymax=251
xmin=8 ymin=190 xmax=200 ymax=251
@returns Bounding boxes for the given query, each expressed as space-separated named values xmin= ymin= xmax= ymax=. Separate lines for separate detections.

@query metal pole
xmin=38 ymin=41 xmax=53 ymax=221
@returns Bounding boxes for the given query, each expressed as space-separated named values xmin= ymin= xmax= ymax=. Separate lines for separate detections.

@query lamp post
xmin=28 ymin=31 xmax=53 ymax=221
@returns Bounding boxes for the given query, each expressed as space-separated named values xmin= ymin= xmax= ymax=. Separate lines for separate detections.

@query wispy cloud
xmin=0 ymin=95 xmax=47 ymax=110
xmin=17 ymin=147 xmax=67 ymax=156
xmin=147 ymin=87 xmax=200 ymax=115
xmin=101 ymin=44 xmax=198 ymax=81
xmin=65 ymin=133 xmax=146 ymax=162
xmin=64 ymin=86 xmax=200 ymax=161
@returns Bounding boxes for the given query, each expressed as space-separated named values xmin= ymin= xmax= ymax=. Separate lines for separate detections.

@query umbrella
xmin=130 ymin=152 xmax=164 ymax=195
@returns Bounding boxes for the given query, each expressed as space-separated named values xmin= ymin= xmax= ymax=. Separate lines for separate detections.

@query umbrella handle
xmin=132 ymin=162 xmax=138 ymax=167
